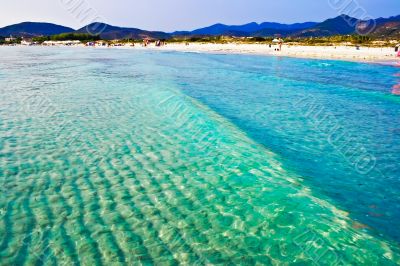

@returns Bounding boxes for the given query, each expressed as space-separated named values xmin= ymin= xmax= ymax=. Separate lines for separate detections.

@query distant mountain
xmin=367 ymin=15 xmax=400 ymax=38
xmin=0 ymin=22 xmax=74 ymax=37
xmin=172 ymin=22 xmax=317 ymax=36
xmin=259 ymin=22 xmax=318 ymax=31
xmin=252 ymin=22 xmax=319 ymax=37
xmin=172 ymin=15 xmax=400 ymax=38
xmin=294 ymin=15 xmax=359 ymax=37
xmin=0 ymin=15 xmax=399 ymax=40
xmin=295 ymin=15 xmax=400 ymax=37
xmin=76 ymin=23 xmax=171 ymax=40
xmin=190 ymin=22 xmax=260 ymax=35
xmin=251 ymin=28 xmax=293 ymax=37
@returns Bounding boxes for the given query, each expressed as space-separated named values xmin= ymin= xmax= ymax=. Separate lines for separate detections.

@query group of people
xmin=142 ymin=39 xmax=166 ymax=47
xmin=270 ymin=37 xmax=283 ymax=51
xmin=155 ymin=40 xmax=166 ymax=47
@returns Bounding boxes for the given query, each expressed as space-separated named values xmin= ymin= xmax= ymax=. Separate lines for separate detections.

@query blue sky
xmin=1 ymin=0 xmax=399 ymax=31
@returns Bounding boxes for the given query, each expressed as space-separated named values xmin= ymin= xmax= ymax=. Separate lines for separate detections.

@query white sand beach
xmin=145 ymin=43 xmax=400 ymax=64
xmin=14 ymin=41 xmax=399 ymax=64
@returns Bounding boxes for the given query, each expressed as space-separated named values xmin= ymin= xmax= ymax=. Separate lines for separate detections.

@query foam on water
xmin=0 ymin=47 xmax=399 ymax=265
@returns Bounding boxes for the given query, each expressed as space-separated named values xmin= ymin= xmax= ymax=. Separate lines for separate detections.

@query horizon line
xmin=1 ymin=13 xmax=399 ymax=33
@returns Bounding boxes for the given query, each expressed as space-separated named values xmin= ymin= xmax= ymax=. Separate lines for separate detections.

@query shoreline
xmin=2 ymin=43 xmax=400 ymax=64
xmin=147 ymin=43 xmax=400 ymax=64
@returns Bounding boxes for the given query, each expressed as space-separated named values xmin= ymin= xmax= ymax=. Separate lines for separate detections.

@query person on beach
xmin=278 ymin=38 xmax=283 ymax=51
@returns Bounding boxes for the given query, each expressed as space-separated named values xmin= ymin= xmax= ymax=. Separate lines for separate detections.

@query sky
xmin=1 ymin=0 xmax=399 ymax=31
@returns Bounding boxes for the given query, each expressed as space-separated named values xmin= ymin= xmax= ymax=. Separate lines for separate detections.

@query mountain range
xmin=0 ymin=22 xmax=74 ymax=37
xmin=75 ymin=23 xmax=170 ymax=40
xmin=1 ymin=14 xmax=399 ymax=40
xmin=172 ymin=22 xmax=318 ymax=36
xmin=294 ymin=15 xmax=400 ymax=38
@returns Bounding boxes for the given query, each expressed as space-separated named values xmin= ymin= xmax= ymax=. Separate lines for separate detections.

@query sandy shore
xmin=144 ymin=43 xmax=400 ymax=64
xmin=4 ymin=43 xmax=399 ymax=64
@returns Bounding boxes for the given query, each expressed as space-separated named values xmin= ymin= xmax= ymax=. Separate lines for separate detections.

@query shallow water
xmin=0 ymin=46 xmax=399 ymax=265
xmin=158 ymin=52 xmax=400 ymax=242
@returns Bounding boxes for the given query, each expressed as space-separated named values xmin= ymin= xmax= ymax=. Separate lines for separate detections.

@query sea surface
xmin=0 ymin=46 xmax=399 ymax=265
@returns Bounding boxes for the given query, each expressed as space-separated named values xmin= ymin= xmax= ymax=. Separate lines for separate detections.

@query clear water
xmin=0 ymin=46 xmax=399 ymax=265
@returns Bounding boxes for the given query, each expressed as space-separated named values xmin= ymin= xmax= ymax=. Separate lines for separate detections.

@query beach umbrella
xmin=272 ymin=38 xmax=279 ymax=43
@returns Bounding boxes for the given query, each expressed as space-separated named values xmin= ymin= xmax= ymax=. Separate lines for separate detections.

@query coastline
xmin=147 ymin=43 xmax=400 ymax=64
xmin=2 ymin=43 xmax=399 ymax=64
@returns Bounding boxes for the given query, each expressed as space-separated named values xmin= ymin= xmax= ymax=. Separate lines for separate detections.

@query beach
xmin=143 ymin=43 xmax=399 ymax=64
xmin=12 ymin=42 xmax=399 ymax=64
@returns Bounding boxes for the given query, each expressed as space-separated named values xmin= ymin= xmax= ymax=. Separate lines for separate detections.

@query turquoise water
xmin=0 ymin=46 xmax=399 ymax=265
